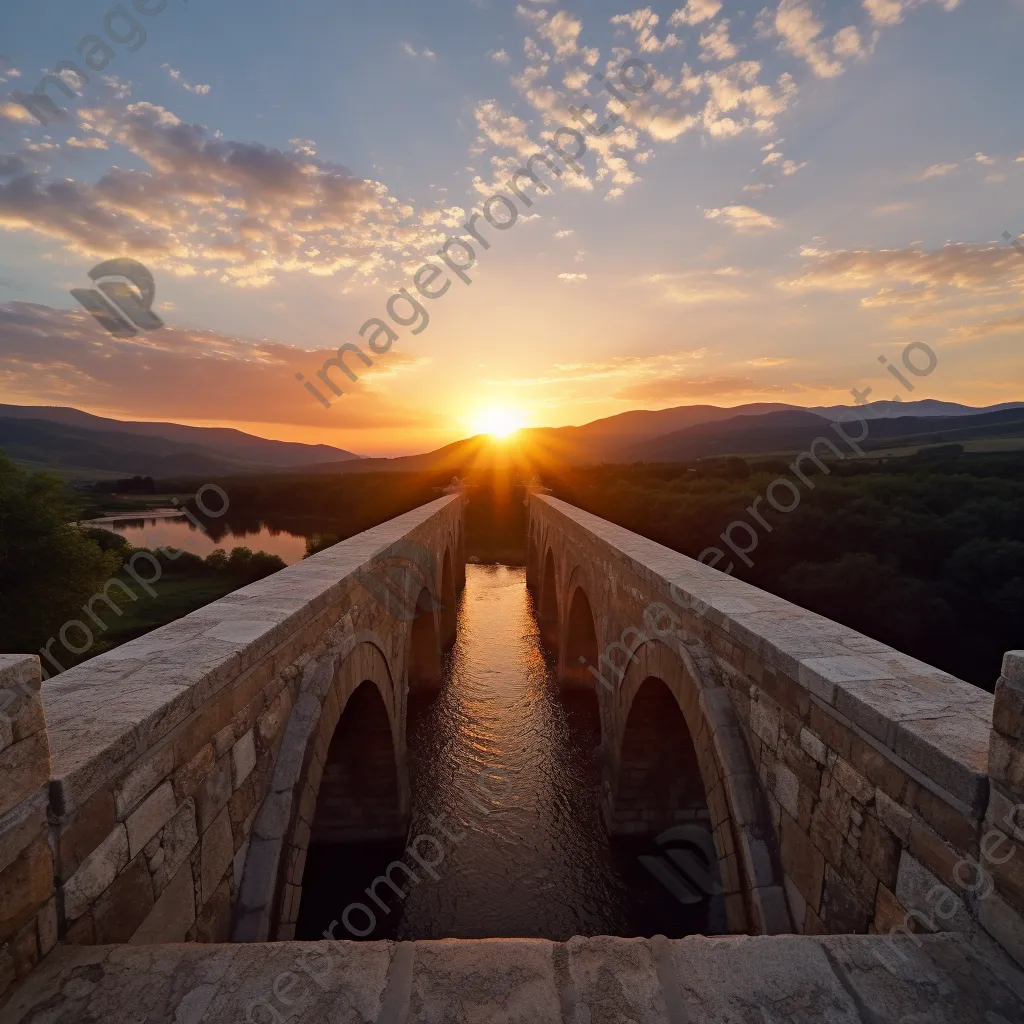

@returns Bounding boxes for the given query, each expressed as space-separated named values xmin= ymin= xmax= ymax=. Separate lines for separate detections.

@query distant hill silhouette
xmin=2 ymin=399 xmax=1022 ymax=478
xmin=0 ymin=404 xmax=360 ymax=478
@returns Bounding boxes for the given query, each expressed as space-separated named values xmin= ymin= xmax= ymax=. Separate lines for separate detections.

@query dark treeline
xmin=171 ymin=471 xmax=529 ymax=563
xmin=544 ymin=449 xmax=1024 ymax=691
xmin=35 ymin=447 xmax=1022 ymax=689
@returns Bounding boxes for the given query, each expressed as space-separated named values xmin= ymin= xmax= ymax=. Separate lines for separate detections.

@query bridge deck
xmin=3 ymin=932 xmax=1021 ymax=1022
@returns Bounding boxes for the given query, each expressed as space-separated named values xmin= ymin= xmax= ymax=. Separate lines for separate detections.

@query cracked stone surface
xmin=1 ymin=933 xmax=1021 ymax=1023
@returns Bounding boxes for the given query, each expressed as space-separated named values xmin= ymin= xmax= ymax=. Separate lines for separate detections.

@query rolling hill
xmin=0 ymin=405 xmax=360 ymax=478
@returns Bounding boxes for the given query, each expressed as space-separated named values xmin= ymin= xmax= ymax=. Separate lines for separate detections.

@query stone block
xmin=809 ymin=805 xmax=843 ymax=869
xmin=822 ymin=865 xmax=871 ymax=933
xmin=0 ymin=789 xmax=48 ymax=876
xmin=874 ymin=789 xmax=913 ymax=845
xmin=873 ymin=883 xmax=908 ymax=935
xmin=808 ymin=703 xmax=852 ymax=760
xmin=10 ymin=916 xmax=38 ymax=979
xmin=195 ymin=753 xmax=233 ymax=834
xmin=126 ymin=781 xmax=177 ymax=857
xmin=988 ymin=838 xmax=1024 ymax=909
xmin=131 ymin=860 xmax=196 ymax=943
xmin=0 ymin=835 xmax=52 ymax=943
xmin=200 ymin=807 xmax=235 ymax=903
xmin=894 ymin=850 xmax=970 ymax=932
xmin=93 ymin=856 xmax=154 ymax=944
xmin=11 ymin=694 xmax=46 ymax=744
xmin=749 ymin=698 xmax=780 ymax=752
xmin=831 ymin=756 xmax=873 ymax=805
xmin=38 ymin=897 xmax=58 ymax=957
xmin=114 ymin=743 xmax=175 ymax=819
xmin=859 ymin=813 xmax=900 ymax=890
xmin=849 ymin=735 xmax=907 ymax=802
xmin=0 ymin=733 xmax=50 ymax=819
xmin=173 ymin=742 xmax=215 ymax=801
xmin=62 ymin=824 xmax=128 ymax=922
xmin=904 ymin=779 xmax=979 ymax=855
xmin=193 ymin=874 xmax=233 ymax=943
xmin=151 ymin=798 xmax=199 ymax=897
xmin=772 ymin=762 xmax=800 ymax=820
xmin=907 ymin=819 xmax=965 ymax=897
xmin=780 ymin=811 xmax=825 ymax=912
xmin=232 ymin=731 xmax=257 ymax=790
xmin=893 ymin=714 xmax=989 ymax=814
xmin=799 ymin=727 xmax=827 ymax=765
xmin=56 ymin=785 xmax=117 ymax=882
xmin=979 ymin=890 xmax=1024 ymax=969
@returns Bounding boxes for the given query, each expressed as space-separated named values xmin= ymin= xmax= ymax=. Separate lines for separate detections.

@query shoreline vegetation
xmin=1 ymin=446 xmax=1021 ymax=688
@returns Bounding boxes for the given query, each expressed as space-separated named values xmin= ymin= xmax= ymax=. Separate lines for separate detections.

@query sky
xmin=0 ymin=0 xmax=1021 ymax=456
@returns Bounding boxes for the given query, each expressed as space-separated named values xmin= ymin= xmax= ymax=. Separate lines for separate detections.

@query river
xmin=296 ymin=564 xmax=727 ymax=941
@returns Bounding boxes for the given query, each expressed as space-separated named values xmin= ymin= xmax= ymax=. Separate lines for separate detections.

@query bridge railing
xmin=0 ymin=495 xmax=462 ymax=995
xmin=529 ymin=493 xmax=1023 ymax=965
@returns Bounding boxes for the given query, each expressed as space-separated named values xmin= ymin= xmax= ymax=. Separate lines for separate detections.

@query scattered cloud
xmin=919 ymin=162 xmax=958 ymax=180
xmin=0 ymin=102 xmax=444 ymax=287
xmin=558 ymin=272 xmax=588 ymax=283
xmin=863 ymin=0 xmax=961 ymax=29
xmin=668 ymin=0 xmax=722 ymax=26
xmin=700 ymin=22 xmax=739 ymax=62
xmin=401 ymin=42 xmax=436 ymax=59
xmin=704 ymin=205 xmax=781 ymax=232
xmin=161 ymin=65 xmax=211 ymax=95
xmin=0 ymin=301 xmax=433 ymax=429
xmin=489 ymin=49 xmax=511 ymax=64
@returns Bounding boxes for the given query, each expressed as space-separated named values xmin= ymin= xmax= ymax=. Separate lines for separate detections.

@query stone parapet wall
xmin=0 ymin=656 xmax=56 ymax=1001
xmin=529 ymin=495 xmax=1023 ymax=963
xmin=0 ymin=496 xmax=463 ymax=972
xmin=984 ymin=650 xmax=1024 ymax=962
xmin=3 ymin=932 xmax=1022 ymax=1021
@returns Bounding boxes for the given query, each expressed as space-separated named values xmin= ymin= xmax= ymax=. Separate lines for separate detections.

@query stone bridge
xmin=0 ymin=490 xmax=1022 ymax=1021
xmin=527 ymin=493 xmax=1024 ymax=954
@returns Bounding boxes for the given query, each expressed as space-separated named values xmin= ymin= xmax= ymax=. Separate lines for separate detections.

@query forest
xmin=545 ymin=449 xmax=1024 ymax=691
xmin=3 ymin=447 xmax=1020 ymax=688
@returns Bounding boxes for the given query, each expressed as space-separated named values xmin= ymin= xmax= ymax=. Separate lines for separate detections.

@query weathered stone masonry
xmin=2 ymin=491 xmax=1024 ymax=1022
xmin=0 ymin=495 xmax=464 ymax=998
xmin=528 ymin=493 xmax=1024 ymax=966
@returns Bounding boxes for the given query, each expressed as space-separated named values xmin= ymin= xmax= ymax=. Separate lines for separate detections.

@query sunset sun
xmin=471 ymin=407 xmax=524 ymax=439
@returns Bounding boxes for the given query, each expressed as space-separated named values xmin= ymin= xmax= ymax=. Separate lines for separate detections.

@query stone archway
xmin=309 ymin=680 xmax=404 ymax=844
xmin=613 ymin=676 xmax=709 ymax=833
xmin=233 ymin=639 xmax=406 ymax=943
xmin=440 ymin=548 xmax=457 ymax=650
xmin=539 ymin=548 xmax=559 ymax=653
xmin=611 ymin=638 xmax=790 ymax=935
xmin=409 ymin=586 xmax=442 ymax=691
xmin=560 ymin=585 xmax=599 ymax=689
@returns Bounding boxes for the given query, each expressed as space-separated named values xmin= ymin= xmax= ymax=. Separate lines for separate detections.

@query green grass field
xmin=90 ymin=574 xmax=242 ymax=652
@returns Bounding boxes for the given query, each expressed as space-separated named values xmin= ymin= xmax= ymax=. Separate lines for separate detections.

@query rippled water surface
xmin=297 ymin=564 xmax=723 ymax=941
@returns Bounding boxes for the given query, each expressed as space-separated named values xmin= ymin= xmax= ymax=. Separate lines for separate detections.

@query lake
xmin=84 ymin=515 xmax=311 ymax=565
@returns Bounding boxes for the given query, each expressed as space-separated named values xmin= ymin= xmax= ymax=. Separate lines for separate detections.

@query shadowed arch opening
xmin=310 ymin=680 xmax=404 ymax=844
xmin=539 ymin=549 xmax=559 ymax=652
xmin=440 ymin=549 xmax=457 ymax=649
xmin=562 ymin=586 xmax=599 ymax=689
xmin=409 ymin=586 xmax=442 ymax=691
xmin=613 ymin=676 xmax=710 ymax=835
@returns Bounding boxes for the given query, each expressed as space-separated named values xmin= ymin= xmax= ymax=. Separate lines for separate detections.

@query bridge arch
xmin=538 ymin=547 xmax=559 ymax=653
xmin=559 ymin=569 xmax=600 ymax=690
xmin=610 ymin=637 xmax=788 ymax=935
xmin=234 ymin=638 xmax=406 ymax=942
xmin=409 ymin=586 xmax=442 ymax=691
xmin=440 ymin=546 xmax=457 ymax=649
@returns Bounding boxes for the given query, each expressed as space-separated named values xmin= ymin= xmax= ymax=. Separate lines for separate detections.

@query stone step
xmin=2 ymin=932 xmax=1022 ymax=1023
